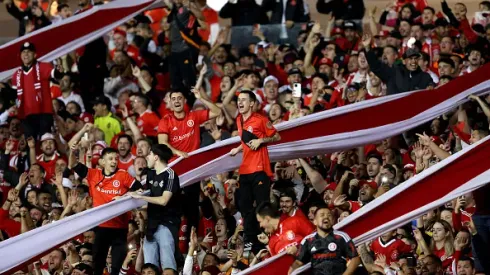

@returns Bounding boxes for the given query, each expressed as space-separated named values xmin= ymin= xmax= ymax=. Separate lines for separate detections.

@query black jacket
xmin=366 ymin=50 xmax=434 ymax=95
xmin=219 ymin=0 xmax=269 ymax=26
xmin=316 ymin=0 xmax=365 ymax=21
xmin=262 ymin=0 xmax=310 ymax=24
xmin=6 ymin=3 xmax=51 ymax=36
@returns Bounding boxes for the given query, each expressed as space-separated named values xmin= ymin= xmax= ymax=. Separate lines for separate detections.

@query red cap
xmin=80 ymin=113 xmax=94 ymax=124
xmin=374 ymin=30 xmax=390 ymax=38
xmin=403 ymin=163 xmax=416 ymax=173
xmin=113 ymin=28 xmax=127 ymax=38
xmin=331 ymin=27 xmax=344 ymax=36
xmin=359 ymin=180 xmax=377 ymax=190
xmin=318 ymin=57 xmax=333 ymax=67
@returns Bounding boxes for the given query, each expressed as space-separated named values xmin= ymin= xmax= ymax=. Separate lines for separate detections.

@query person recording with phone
xmin=129 ymin=144 xmax=182 ymax=273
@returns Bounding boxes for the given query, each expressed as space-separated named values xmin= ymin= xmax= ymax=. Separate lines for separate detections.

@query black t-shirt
xmin=297 ymin=230 xmax=358 ymax=275
xmin=146 ymin=168 xmax=181 ymax=237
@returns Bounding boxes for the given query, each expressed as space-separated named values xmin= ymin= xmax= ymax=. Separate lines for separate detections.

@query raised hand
xmin=131 ymin=65 xmax=141 ymax=78
xmin=416 ymin=132 xmax=432 ymax=146
xmin=199 ymin=62 xmax=208 ymax=77
xmin=333 ymin=194 xmax=347 ymax=207
xmin=361 ymin=33 xmax=372 ymax=49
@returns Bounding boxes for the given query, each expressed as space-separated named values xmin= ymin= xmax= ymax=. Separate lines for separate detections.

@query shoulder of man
xmin=332 ymin=230 xmax=352 ymax=243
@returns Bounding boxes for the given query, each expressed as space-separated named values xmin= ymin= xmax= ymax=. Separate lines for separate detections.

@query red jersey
xmin=179 ymin=217 xmax=189 ymax=254
xmin=237 ymin=113 xmax=277 ymax=176
xmin=157 ymin=110 xmax=210 ymax=153
xmin=36 ymin=152 xmax=61 ymax=182
xmin=347 ymin=200 xmax=363 ymax=212
xmin=0 ymin=208 xmax=20 ymax=237
xmin=118 ymin=154 xmax=136 ymax=172
xmin=268 ymin=215 xmax=316 ymax=255
xmin=370 ymin=237 xmax=412 ymax=264
xmin=12 ymin=62 xmax=54 ymax=118
xmin=136 ymin=110 xmax=160 ymax=137
xmin=84 ymin=168 xmax=136 ymax=228
xmin=433 ymin=246 xmax=453 ymax=270
xmin=280 ymin=207 xmax=311 ymax=225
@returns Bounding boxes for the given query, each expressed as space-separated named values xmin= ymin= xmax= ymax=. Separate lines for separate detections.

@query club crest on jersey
xmin=328 ymin=242 xmax=337 ymax=251
xmin=286 ymin=230 xmax=295 ymax=240
xmin=247 ymin=126 xmax=253 ymax=132
xmin=113 ymin=180 xmax=120 ymax=188
xmin=391 ymin=250 xmax=399 ymax=260
xmin=187 ymin=120 xmax=194 ymax=127
xmin=181 ymin=225 xmax=187 ymax=233
xmin=137 ymin=120 xmax=143 ymax=126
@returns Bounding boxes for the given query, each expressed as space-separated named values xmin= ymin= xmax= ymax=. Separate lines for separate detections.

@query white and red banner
xmin=170 ymin=63 xmax=490 ymax=187
xmin=0 ymin=0 xmax=161 ymax=81
xmin=1 ymin=65 xmax=489 ymax=273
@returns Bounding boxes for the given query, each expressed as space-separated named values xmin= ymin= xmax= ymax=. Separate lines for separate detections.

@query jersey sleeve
xmin=194 ymin=110 xmax=210 ymax=125
xmin=343 ymin=238 xmax=359 ymax=260
xmin=296 ymin=237 xmax=312 ymax=264
xmin=262 ymin=116 xmax=277 ymax=137
xmin=157 ymin=116 xmax=169 ymax=134
xmin=166 ymin=169 xmax=180 ymax=193
xmin=121 ymin=171 xmax=136 ymax=189
xmin=40 ymin=62 xmax=54 ymax=80
xmin=297 ymin=217 xmax=315 ymax=237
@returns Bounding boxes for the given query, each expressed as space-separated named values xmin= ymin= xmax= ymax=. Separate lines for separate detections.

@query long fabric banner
xmin=0 ymin=0 xmax=160 ymax=81
xmin=239 ymin=134 xmax=490 ymax=275
xmin=170 ymin=63 xmax=490 ymax=187
xmin=0 ymin=197 xmax=146 ymax=274
xmin=1 ymin=66 xmax=489 ymax=272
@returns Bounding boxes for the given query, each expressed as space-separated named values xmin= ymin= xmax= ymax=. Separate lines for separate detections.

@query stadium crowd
xmin=1 ymin=0 xmax=490 ymax=274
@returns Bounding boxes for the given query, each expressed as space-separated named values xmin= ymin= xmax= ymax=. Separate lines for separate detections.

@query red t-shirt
xmin=85 ymin=168 xmax=135 ymax=228
xmin=0 ymin=208 xmax=21 ymax=237
xmin=433 ymin=245 xmax=453 ymax=269
xmin=237 ymin=113 xmax=277 ymax=176
xmin=36 ymin=152 xmax=61 ymax=182
xmin=137 ymin=110 xmax=160 ymax=137
xmin=109 ymin=45 xmax=143 ymax=66
xmin=118 ymin=154 xmax=136 ymax=172
xmin=268 ymin=215 xmax=316 ymax=255
xmin=370 ymin=237 xmax=412 ymax=264
xmin=157 ymin=110 xmax=210 ymax=153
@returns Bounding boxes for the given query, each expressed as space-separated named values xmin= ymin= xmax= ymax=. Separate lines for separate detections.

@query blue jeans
xmin=143 ymin=225 xmax=177 ymax=270
xmin=471 ymin=215 xmax=490 ymax=273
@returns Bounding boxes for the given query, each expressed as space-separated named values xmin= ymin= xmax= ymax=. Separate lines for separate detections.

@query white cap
xmin=62 ymin=178 xmax=73 ymax=189
xmin=263 ymin=75 xmax=279 ymax=87
xmin=40 ymin=133 xmax=55 ymax=143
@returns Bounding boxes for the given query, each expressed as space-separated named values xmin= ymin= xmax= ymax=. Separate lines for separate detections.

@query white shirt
xmin=58 ymin=92 xmax=86 ymax=112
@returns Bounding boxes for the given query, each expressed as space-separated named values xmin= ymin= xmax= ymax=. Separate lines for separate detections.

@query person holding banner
xmin=230 ymin=90 xmax=281 ymax=252
xmin=70 ymin=147 xmax=142 ymax=275
xmin=288 ymin=206 xmax=360 ymax=275
xmin=129 ymin=144 xmax=181 ymax=273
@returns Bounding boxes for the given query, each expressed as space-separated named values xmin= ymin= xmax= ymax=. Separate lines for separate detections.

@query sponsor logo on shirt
xmin=96 ymin=186 xmax=122 ymax=195
xmin=172 ymin=129 xmax=195 ymax=142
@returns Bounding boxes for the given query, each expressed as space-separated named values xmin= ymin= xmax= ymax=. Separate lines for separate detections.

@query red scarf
xmin=15 ymin=62 xmax=42 ymax=109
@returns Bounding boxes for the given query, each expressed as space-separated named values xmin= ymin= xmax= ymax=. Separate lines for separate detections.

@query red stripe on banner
xmin=171 ymin=62 xmax=490 ymax=176
xmin=0 ymin=1 xmax=155 ymax=74
xmin=339 ymin=138 xmax=490 ymax=239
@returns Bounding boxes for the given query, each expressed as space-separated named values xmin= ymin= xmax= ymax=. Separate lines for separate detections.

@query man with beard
xmin=288 ymin=207 xmax=360 ymax=275
xmin=382 ymin=46 xmax=399 ymax=68
xmin=363 ymin=34 xmax=433 ymax=95
xmin=33 ymin=133 xmax=62 ymax=182
xmin=256 ymin=202 xmax=315 ymax=256
xmin=419 ymin=254 xmax=443 ymax=275
xmin=116 ymin=135 xmax=136 ymax=175
xmin=370 ymin=230 xmax=412 ymax=265
xmin=57 ymin=74 xmax=85 ymax=112
xmin=278 ymin=188 xmax=310 ymax=223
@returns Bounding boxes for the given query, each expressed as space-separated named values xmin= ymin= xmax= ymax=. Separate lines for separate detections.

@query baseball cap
xmin=279 ymin=43 xmax=292 ymax=52
xmin=113 ymin=28 xmax=127 ymax=38
xmin=62 ymin=178 xmax=74 ymax=189
xmin=343 ymin=21 xmax=357 ymax=30
xmin=20 ymin=42 xmax=36 ymax=52
xmin=346 ymin=83 xmax=361 ymax=92
xmin=263 ymin=75 xmax=279 ymax=86
xmin=288 ymin=68 xmax=302 ymax=76
xmin=374 ymin=30 xmax=390 ymax=38
xmin=318 ymin=57 xmax=333 ymax=66
xmin=435 ymin=18 xmax=449 ymax=27
xmin=403 ymin=163 xmax=415 ymax=173
xmin=403 ymin=47 xmax=421 ymax=59
xmin=389 ymin=30 xmax=403 ymax=40
xmin=92 ymin=95 xmax=112 ymax=109
xmin=331 ymin=27 xmax=344 ymax=36
xmin=359 ymin=180 xmax=378 ymax=190
xmin=80 ymin=112 xmax=94 ymax=123
xmin=40 ymin=133 xmax=55 ymax=143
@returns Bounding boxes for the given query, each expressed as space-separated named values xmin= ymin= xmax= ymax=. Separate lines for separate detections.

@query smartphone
xmin=197 ymin=55 xmax=204 ymax=65
xmin=406 ymin=256 xmax=416 ymax=267
xmin=128 ymin=244 xmax=134 ymax=250
xmin=292 ymin=83 xmax=302 ymax=98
